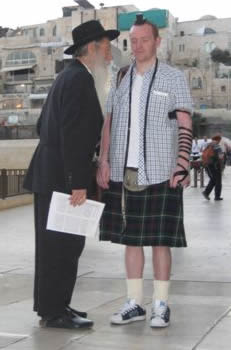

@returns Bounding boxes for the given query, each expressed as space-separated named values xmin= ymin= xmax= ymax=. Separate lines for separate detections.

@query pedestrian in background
xmin=202 ymin=135 xmax=224 ymax=201
xmin=191 ymin=137 xmax=200 ymax=160
xmin=218 ymin=132 xmax=230 ymax=171
xmin=200 ymin=135 xmax=209 ymax=152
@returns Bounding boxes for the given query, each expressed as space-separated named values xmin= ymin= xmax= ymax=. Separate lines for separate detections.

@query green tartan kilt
xmin=100 ymin=180 xmax=187 ymax=247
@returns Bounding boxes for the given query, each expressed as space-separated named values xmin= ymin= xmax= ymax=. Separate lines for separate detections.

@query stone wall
xmin=195 ymin=108 xmax=231 ymax=138
xmin=0 ymin=140 xmax=37 ymax=210
xmin=0 ymin=139 xmax=38 ymax=168
xmin=0 ymin=194 xmax=33 ymax=211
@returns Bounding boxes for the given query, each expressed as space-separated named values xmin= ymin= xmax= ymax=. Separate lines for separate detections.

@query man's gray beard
xmin=92 ymin=61 xmax=109 ymax=116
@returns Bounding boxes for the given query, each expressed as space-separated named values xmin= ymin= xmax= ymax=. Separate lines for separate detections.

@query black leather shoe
xmin=202 ymin=191 xmax=210 ymax=200
xmin=66 ymin=306 xmax=87 ymax=318
xmin=214 ymin=197 xmax=223 ymax=201
xmin=40 ymin=313 xmax=93 ymax=329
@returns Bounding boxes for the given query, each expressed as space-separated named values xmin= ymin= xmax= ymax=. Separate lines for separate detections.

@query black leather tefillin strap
xmin=178 ymin=154 xmax=189 ymax=162
xmin=168 ymin=109 xmax=191 ymax=120
xmin=173 ymin=126 xmax=192 ymax=184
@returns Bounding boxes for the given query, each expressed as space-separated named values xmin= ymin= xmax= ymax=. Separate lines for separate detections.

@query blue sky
xmin=0 ymin=0 xmax=230 ymax=28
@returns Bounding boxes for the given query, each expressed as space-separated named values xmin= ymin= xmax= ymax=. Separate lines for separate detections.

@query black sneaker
xmin=150 ymin=301 xmax=170 ymax=328
xmin=110 ymin=299 xmax=146 ymax=325
xmin=202 ymin=191 xmax=210 ymax=200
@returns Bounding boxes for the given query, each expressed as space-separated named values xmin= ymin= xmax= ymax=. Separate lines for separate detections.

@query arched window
xmin=204 ymin=41 xmax=216 ymax=53
xmin=6 ymin=51 xmax=36 ymax=66
xmin=192 ymin=77 xmax=198 ymax=89
xmin=192 ymin=77 xmax=202 ymax=89
xmin=204 ymin=27 xmax=216 ymax=34
xmin=40 ymin=28 xmax=45 ymax=36
xmin=204 ymin=42 xmax=210 ymax=53
xmin=210 ymin=42 xmax=216 ymax=51
xmin=53 ymin=25 xmax=57 ymax=36
xmin=179 ymin=44 xmax=185 ymax=52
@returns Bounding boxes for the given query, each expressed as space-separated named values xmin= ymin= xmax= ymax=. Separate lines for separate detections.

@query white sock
xmin=153 ymin=280 xmax=170 ymax=305
xmin=126 ymin=278 xmax=143 ymax=306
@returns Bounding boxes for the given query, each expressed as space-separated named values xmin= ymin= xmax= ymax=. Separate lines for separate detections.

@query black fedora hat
xmin=64 ymin=20 xmax=120 ymax=55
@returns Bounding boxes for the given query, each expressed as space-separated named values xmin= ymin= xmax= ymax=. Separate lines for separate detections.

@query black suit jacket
xmin=24 ymin=59 xmax=103 ymax=194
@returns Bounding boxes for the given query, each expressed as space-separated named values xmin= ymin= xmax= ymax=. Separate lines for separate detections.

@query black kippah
xmin=135 ymin=13 xmax=146 ymax=25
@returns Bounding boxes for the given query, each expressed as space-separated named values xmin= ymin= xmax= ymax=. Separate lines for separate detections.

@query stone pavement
xmin=0 ymin=168 xmax=231 ymax=350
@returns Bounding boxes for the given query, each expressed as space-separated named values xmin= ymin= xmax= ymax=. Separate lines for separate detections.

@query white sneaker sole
xmin=150 ymin=320 xmax=170 ymax=328
xmin=110 ymin=315 xmax=146 ymax=325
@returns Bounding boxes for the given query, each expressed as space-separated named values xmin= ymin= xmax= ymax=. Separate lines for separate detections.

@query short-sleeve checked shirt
xmin=107 ymin=61 xmax=193 ymax=185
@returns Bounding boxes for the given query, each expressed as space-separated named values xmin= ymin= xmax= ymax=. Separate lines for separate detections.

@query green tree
xmin=211 ymin=48 xmax=231 ymax=66
xmin=0 ymin=26 xmax=9 ymax=38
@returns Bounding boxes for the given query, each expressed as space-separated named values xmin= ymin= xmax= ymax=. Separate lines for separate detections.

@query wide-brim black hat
xmin=64 ymin=20 xmax=120 ymax=55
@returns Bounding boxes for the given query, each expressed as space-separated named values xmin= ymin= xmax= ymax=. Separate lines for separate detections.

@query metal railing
xmin=190 ymin=160 xmax=205 ymax=188
xmin=0 ymin=169 xmax=29 ymax=199
xmin=0 ymin=125 xmax=38 ymax=139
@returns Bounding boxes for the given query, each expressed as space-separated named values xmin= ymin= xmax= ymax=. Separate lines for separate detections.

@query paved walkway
xmin=0 ymin=168 xmax=231 ymax=350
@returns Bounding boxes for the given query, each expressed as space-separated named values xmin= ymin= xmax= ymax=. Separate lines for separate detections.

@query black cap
xmin=135 ymin=13 xmax=146 ymax=25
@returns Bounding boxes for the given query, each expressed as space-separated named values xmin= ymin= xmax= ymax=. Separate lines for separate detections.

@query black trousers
xmin=204 ymin=164 xmax=222 ymax=199
xmin=34 ymin=193 xmax=85 ymax=318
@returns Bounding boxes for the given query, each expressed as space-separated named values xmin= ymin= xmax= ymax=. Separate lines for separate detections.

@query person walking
xmin=24 ymin=20 xmax=119 ymax=329
xmin=97 ymin=15 xmax=192 ymax=328
xmin=200 ymin=135 xmax=209 ymax=152
xmin=202 ymin=135 xmax=224 ymax=201
xmin=191 ymin=137 xmax=200 ymax=160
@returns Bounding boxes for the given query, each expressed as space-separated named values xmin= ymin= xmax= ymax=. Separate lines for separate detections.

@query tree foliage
xmin=210 ymin=48 xmax=231 ymax=66
xmin=0 ymin=26 xmax=9 ymax=38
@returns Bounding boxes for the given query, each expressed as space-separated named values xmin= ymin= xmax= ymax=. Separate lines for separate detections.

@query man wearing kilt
xmin=97 ymin=14 xmax=193 ymax=328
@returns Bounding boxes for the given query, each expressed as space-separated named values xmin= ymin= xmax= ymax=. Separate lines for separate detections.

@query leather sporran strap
xmin=123 ymin=168 xmax=148 ymax=192
xmin=121 ymin=169 xmax=148 ymax=231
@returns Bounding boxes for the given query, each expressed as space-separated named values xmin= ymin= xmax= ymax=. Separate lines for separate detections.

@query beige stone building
xmin=0 ymin=1 xmax=138 ymax=124
xmin=173 ymin=15 xmax=231 ymax=109
xmin=0 ymin=1 xmax=231 ymax=126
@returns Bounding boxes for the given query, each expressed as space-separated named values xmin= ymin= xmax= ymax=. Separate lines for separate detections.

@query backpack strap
xmin=116 ymin=65 xmax=129 ymax=88
xmin=110 ymin=65 xmax=130 ymax=128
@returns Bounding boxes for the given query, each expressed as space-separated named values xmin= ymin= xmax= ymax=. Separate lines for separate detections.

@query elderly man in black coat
xmin=24 ymin=20 xmax=119 ymax=329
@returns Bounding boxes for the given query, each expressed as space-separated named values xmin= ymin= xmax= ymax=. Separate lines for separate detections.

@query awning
xmin=41 ymin=41 xmax=67 ymax=48
xmin=29 ymin=93 xmax=47 ymax=100
xmin=1 ymin=64 xmax=36 ymax=73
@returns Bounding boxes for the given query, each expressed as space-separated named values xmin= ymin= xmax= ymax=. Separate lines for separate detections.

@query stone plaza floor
xmin=0 ymin=168 xmax=231 ymax=349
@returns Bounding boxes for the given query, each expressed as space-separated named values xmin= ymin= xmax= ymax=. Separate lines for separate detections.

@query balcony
xmin=6 ymin=75 xmax=35 ymax=83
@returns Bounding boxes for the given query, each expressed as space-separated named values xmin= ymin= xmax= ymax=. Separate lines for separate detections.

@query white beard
xmin=92 ymin=60 xmax=110 ymax=117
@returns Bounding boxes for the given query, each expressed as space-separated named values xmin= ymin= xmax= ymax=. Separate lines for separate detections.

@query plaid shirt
xmin=107 ymin=61 xmax=193 ymax=185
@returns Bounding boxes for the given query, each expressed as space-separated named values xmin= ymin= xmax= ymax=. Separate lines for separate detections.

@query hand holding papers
xmin=47 ymin=191 xmax=105 ymax=238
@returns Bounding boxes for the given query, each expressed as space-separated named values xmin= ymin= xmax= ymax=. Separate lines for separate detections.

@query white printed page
xmin=46 ymin=191 xmax=105 ymax=238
